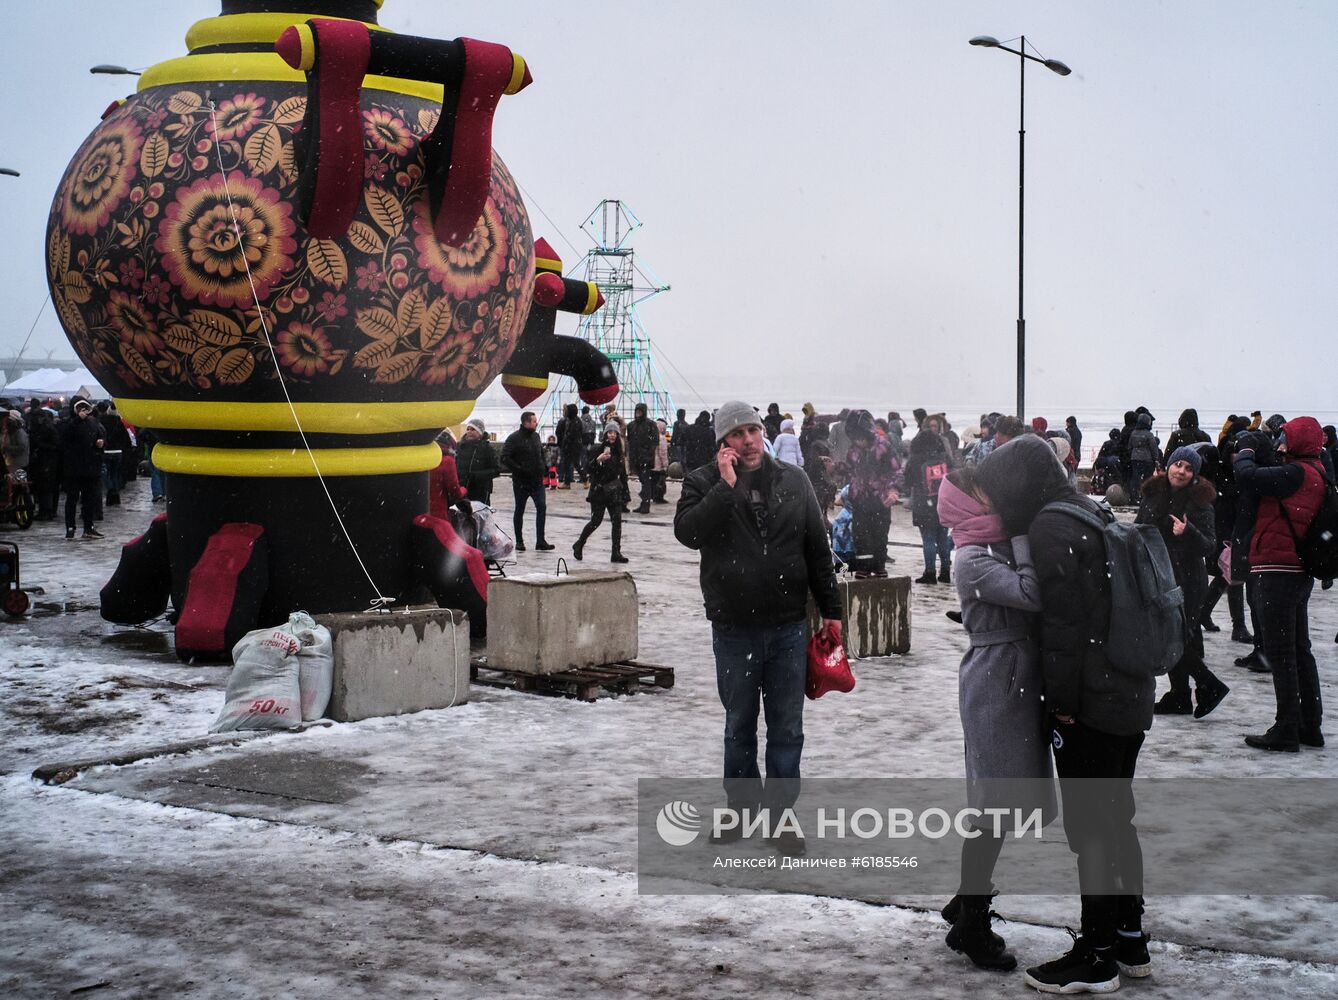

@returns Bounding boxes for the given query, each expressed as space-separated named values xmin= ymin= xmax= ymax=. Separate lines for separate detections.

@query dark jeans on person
xmin=575 ymin=498 xmax=622 ymax=555
xmin=1051 ymin=718 xmax=1146 ymax=945
xmin=1166 ymin=623 xmax=1217 ymax=698
xmin=712 ymin=620 xmax=807 ymax=812
xmin=635 ymin=463 xmax=653 ymax=507
xmin=849 ymin=496 xmax=891 ymax=573
xmin=64 ymin=475 xmax=100 ymax=532
xmin=1254 ymin=572 xmax=1321 ymax=737
xmin=512 ymin=478 xmax=547 ymax=545
xmin=919 ymin=522 xmax=952 ymax=575
xmin=103 ymin=453 xmax=125 ymax=498
xmin=1128 ymin=460 xmax=1154 ymax=500
xmin=149 ymin=460 xmax=166 ymax=500
xmin=559 ymin=450 xmax=582 ymax=485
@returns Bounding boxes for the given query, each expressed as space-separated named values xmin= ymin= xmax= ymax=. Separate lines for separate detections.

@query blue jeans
xmin=149 ymin=460 xmax=166 ymax=499
xmin=711 ymin=620 xmax=807 ymax=810
xmin=512 ymin=479 xmax=547 ymax=544
xmin=920 ymin=522 xmax=952 ymax=574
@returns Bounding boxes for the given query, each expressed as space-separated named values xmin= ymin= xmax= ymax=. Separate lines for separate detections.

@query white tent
xmin=2 ymin=366 xmax=108 ymax=399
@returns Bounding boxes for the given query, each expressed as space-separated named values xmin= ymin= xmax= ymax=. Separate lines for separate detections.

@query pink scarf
xmin=937 ymin=477 xmax=1007 ymax=546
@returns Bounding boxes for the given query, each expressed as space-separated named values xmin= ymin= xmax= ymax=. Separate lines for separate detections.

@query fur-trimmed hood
xmin=1139 ymin=472 xmax=1217 ymax=512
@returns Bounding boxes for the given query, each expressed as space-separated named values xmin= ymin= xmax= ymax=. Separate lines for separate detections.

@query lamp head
xmin=1044 ymin=58 xmax=1072 ymax=76
xmin=969 ymin=35 xmax=1001 ymax=47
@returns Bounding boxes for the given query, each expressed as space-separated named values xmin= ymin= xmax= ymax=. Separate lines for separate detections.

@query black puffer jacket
xmin=903 ymin=428 xmax=954 ymax=528
xmin=627 ymin=414 xmax=659 ymax=470
xmin=675 ymin=455 xmax=841 ymax=626
xmin=501 ymin=426 xmax=544 ymax=483
xmin=682 ymin=412 xmax=716 ymax=472
xmin=1162 ymin=408 xmax=1211 ymax=466
xmin=585 ymin=437 xmax=628 ymax=504
xmin=59 ymin=413 xmax=105 ymax=481
xmin=1135 ymin=474 xmax=1217 ymax=623
xmin=978 ymin=435 xmax=1154 ymax=736
xmin=456 ymin=436 xmax=499 ymax=497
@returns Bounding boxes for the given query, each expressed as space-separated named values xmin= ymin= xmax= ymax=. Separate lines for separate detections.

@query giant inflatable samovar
xmin=46 ymin=0 xmax=618 ymax=656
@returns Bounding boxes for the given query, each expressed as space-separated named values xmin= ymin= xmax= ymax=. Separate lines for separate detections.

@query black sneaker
xmin=1231 ymin=624 xmax=1253 ymax=644
xmin=1201 ymin=618 xmax=1222 ymax=633
xmin=1023 ymin=933 xmax=1119 ymax=994
xmin=514 ymin=540 xmax=526 ymax=552
xmin=535 ymin=541 xmax=555 ymax=551
xmin=915 ymin=572 xmax=938 ymax=585
xmin=938 ymin=568 xmax=952 ymax=584
xmin=1115 ymin=931 xmax=1151 ymax=978
xmin=82 ymin=527 xmax=104 ymax=539
xmin=65 ymin=527 xmax=75 ymax=540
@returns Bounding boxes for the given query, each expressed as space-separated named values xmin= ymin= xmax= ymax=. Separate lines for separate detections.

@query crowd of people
xmin=0 ymin=394 xmax=147 ymax=539
xmin=659 ymin=397 xmax=1333 ymax=995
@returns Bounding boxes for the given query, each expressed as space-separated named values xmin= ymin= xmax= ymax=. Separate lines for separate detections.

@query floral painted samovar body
xmin=47 ymin=0 xmax=618 ymax=656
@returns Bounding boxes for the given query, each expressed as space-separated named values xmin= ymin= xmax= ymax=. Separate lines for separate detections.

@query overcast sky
xmin=2 ymin=1 xmax=1333 ymax=416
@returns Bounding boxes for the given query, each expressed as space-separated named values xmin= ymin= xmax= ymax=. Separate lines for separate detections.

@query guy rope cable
xmin=208 ymin=100 xmax=392 ymax=612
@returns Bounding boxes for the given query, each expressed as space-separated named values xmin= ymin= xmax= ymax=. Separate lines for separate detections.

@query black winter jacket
xmin=585 ymin=438 xmax=629 ymax=504
xmin=1135 ymin=475 xmax=1217 ymax=623
xmin=675 ymin=455 xmax=841 ymax=626
xmin=456 ymin=437 xmax=499 ymax=496
xmin=501 ymin=427 xmax=545 ymax=484
xmin=978 ymin=435 xmax=1154 ymax=735
xmin=1031 ymin=495 xmax=1156 ymax=736
xmin=682 ymin=414 xmax=716 ymax=472
xmin=59 ymin=414 xmax=105 ymax=481
xmin=627 ymin=415 xmax=659 ymax=469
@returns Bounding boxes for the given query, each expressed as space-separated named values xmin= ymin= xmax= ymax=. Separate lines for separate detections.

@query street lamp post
xmin=969 ymin=35 xmax=1070 ymax=422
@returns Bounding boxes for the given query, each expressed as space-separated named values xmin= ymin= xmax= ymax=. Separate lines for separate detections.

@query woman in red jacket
xmin=429 ymin=430 xmax=470 ymax=521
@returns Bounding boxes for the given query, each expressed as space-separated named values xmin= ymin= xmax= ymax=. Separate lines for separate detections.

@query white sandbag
xmin=292 ymin=613 xmax=333 ymax=721
xmin=470 ymin=501 xmax=514 ymax=562
xmin=211 ymin=612 xmax=328 ymax=732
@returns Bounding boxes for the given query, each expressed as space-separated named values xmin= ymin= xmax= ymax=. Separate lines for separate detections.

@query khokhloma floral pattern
xmin=47 ymin=85 xmax=534 ymax=401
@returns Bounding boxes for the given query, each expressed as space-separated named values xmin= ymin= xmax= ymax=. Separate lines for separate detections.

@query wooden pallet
xmin=469 ymin=658 xmax=674 ymax=701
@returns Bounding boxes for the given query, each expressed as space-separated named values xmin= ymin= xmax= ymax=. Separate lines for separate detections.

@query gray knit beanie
xmin=465 ymin=417 xmax=486 ymax=435
xmin=714 ymin=400 xmax=763 ymax=443
xmin=603 ymin=421 xmax=621 ymax=437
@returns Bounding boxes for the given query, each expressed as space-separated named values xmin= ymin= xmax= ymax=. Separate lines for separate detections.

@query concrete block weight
xmin=487 ymin=571 xmax=638 ymax=675
xmin=317 ymin=608 xmax=470 ymax=722
xmin=808 ymin=575 xmax=912 ymax=657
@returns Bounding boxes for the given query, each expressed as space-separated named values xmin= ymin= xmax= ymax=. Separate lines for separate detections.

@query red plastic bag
xmin=806 ymin=625 xmax=856 ymax=700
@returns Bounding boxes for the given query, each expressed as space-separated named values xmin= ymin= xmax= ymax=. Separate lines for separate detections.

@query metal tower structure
xmin=544 ymin=200 xmax=674 ymax=430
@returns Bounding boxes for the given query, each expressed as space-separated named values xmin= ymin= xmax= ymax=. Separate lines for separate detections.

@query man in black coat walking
xmin=626 ymin=402 xmax=660 ymax=514
xmin=500 ymin=411 xmax=553 ymax=551
xmin=60 ymin=399 xmax=105 ymax=539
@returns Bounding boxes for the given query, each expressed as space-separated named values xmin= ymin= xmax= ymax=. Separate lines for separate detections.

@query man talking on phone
xmin=674 ymin=400 xmax=843 ymax=854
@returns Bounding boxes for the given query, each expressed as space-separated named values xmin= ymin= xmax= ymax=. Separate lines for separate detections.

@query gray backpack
xmin=1043 ymin=499 xmax=1185 ymax=676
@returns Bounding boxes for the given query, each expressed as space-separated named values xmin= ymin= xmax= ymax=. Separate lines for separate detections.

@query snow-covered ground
xmin=2 ymin=475 xmax=1336 ymax=997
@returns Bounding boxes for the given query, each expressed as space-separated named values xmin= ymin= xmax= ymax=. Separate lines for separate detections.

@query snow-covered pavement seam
xmin=40 ymin=775 xmax=1338 ymax=974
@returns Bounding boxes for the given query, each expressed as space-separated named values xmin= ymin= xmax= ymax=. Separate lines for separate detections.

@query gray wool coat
xmin=953 ymin=536 xmax=1057 ymax=827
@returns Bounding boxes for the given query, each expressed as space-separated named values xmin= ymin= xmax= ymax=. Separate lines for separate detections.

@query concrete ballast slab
xmin=317 ymin=608 xmax=470 ymax=721
xmin=808 ymin=575 xmax=912 ymax=657
xmin=486 ymin=571 xmax=638 ymax=674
